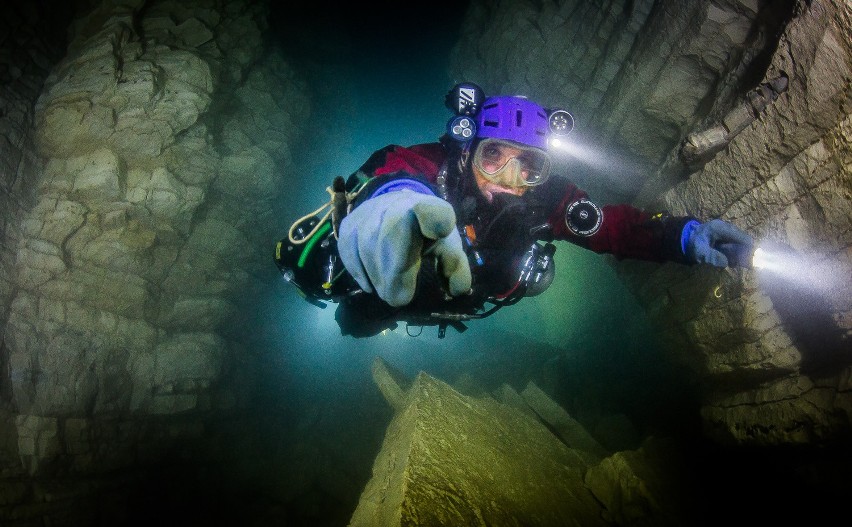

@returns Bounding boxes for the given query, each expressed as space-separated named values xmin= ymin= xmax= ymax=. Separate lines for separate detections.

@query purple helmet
xmin=475 ymin=96 xmax=549 ymax=150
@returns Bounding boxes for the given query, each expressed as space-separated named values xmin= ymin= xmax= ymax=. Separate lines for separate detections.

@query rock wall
xmin=0 ymin=2 xmax=76 ymax=518
xmin=351 ymin=360 xmax=687 ymax=527
xmin=0 ymin=0 xmax=309 ymax=523
xmin=450 ymin=0 xmax=792 ymax=202
xmin=450 ymin=0 xmax=851 ymax=448
xmin=622 ymin=0 xmax=852 ymax=446
xmin=0 ymin=2 xmax=73 ymax=384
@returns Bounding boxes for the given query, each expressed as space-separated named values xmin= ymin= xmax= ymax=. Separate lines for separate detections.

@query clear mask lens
xmin=473 ymin=139 xmax=551 ymax=186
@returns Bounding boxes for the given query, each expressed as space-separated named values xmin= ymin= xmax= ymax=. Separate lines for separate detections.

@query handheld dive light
xmin=717 ymin=242 xmax=756 ymax=268
xmin=717 ymin=240 xmax=790 ymax=270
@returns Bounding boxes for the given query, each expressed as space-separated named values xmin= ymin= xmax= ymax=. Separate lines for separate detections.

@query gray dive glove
xmin=684 ymin=219 xmax=754 ymax=267
xmin=338 ymin=189 xmax=472 ymax=307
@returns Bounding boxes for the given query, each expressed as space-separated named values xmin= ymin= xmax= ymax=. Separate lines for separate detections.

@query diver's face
xmin=473 ymin=165 xmax=527 ymax=201
xmin=472 ymin=139 xmax=551 ymax=202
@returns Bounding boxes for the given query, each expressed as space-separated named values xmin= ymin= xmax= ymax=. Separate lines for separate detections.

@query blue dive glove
xmin=338 ymin=187 xmax=472 ymax=307
xmin=683 ymin=219 xmax=754 ymax=267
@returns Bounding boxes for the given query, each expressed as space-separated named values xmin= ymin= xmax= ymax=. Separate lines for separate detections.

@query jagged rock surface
xmin=353 ymin=359 xmax=683 ymax=527
xmin=450 ymin=0 xmax=851 ymax=448
xmin=621 ymin=0 xmax=852 ymax=446
xmin=0 ymin=0 xmax=309 ymax=523
xmin=0 ymin=0 xmax=849 ymax=524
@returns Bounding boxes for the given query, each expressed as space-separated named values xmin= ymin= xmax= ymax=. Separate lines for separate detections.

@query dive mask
xmin=472 ymin=138 xmax=551 ymax=187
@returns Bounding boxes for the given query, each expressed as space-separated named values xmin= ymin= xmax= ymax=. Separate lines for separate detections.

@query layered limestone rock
xmin=0 ymin=0 xmax=309 ymax=522
xmin=351 ymin=357 xmax=685 ymax=527
xmin=0 ymin=2 xmax=77 ymax=508
xmin=0 ymin=1 xmax=72 ymax=366
xmin=450 ymin=0 xmax=790 ymax=201
xmin=450 ymin=0 xmax=851 ymax=448
xmin=620 ymin=0 xmax=852 ymax=446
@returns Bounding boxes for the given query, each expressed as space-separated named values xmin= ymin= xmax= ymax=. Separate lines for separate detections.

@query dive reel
xmin=444 ymin=82 xmax=576 ymax=144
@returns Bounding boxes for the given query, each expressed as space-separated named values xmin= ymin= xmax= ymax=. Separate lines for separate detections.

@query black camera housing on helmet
xmin=445 ymin=82 xmax=485 ymax=116
xmin=445 ymin=82 xmax=485 ymax=144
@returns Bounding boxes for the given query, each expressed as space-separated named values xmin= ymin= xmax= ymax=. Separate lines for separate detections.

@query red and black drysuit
xmin=334 ymin=141 xmax=693 ymax=337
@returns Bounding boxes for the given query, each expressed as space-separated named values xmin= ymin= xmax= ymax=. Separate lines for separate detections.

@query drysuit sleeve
xmin=544 ymin=178 xmax=694 ymax=264
xmin=344 ymin=143 xmax=446 ymax=196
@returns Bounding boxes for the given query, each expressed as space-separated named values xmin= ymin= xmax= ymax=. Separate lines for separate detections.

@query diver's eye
xmin=482 ymin=145 xmax=502 ymax=160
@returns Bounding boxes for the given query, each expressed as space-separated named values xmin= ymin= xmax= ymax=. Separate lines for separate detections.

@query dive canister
xmin=274 ymin=216 xmax=354 ymax=303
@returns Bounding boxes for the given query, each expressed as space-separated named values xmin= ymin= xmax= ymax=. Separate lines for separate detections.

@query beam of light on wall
xmin=548 ymin=135 xmax=646 ymax=183
xmin=751 ymin=242 xmax=850 ymax=304
xmin=747 ymin=240 xmax=850 ymax=370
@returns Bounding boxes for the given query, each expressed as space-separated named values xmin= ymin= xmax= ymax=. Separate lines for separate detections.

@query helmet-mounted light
xmin=445 ymin=82 xmax=485 ymax=142
xmin=547 ymin=108 xmax=575 ymax=150
xmin=548 ymin=109 xmax=574 ymax=136
xmin=447 ymin=115 xmax=476 ymax=142
xmin=444 ymin=82 xmax=574 ymax=149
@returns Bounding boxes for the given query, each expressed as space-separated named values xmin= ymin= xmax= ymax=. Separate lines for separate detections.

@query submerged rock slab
xmin=351 ymin=368 xmax=607 ymax=527
xmin=357 ymin=362 xmax=689 ymax=526
xmin=521 ymin=381 xmax=610 ymax=463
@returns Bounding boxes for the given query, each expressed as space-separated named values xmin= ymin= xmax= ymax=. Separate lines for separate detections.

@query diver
xmin=275 ymin=82 xmax=754 ymax=337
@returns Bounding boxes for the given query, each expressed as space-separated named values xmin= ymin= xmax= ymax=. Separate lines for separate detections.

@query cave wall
xmin=0 ymin=1 xmax=76 ymax=512
xmin=450 ymin=0 xmax=790 ymax=202
xmin=450 ymin=0 xmax=851 ymax=447
xmin=0 ymin=0 xmax=309 ymax=522
xmin=0 ymin=0 xmax=849 ymax=523
xmin=630 ymin=0 xmax=852 ymax=445
xmin=0 ymin=2 xmax=73 ymax=386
